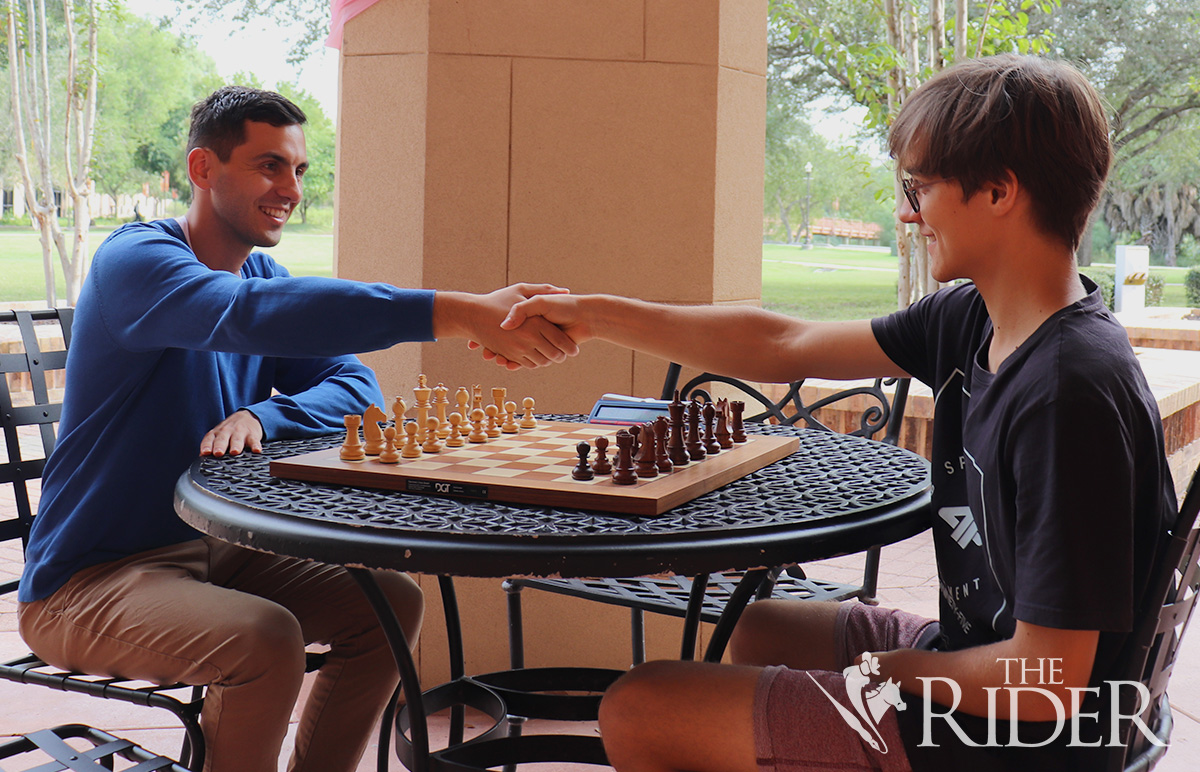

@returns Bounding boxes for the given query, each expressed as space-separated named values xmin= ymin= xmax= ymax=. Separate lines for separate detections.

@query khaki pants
xmin=18 ymin=537 xmax=423 ymax=772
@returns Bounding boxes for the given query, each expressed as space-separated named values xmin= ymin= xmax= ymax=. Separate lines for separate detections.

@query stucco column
xmin=335 ymin=0 xmax=766 ymax=680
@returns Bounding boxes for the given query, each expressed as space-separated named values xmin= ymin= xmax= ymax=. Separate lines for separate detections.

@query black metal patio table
xmin=173 ymin=418 xmax=931 ymax=772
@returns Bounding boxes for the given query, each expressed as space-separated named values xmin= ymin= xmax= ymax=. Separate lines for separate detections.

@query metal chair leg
xmin=860 ymin=545 xmax=881 ymax=604
xmin=631 ymin=608 xmax=646 ymax=665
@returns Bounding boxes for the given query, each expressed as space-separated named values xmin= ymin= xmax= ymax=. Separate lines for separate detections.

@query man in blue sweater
xmin=16 ymin=86 xmax=577 ymax=772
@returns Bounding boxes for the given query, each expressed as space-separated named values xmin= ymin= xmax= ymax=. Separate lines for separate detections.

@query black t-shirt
xmin=870 ymin=278 xmax=1175 ymax=770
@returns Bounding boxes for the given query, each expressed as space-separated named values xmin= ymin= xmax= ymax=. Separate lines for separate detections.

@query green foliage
xmin=276 ymin=82 xmax=335 ymax=219
xmin=1086 ymin=269 xmax=1116 ymax=309
xmin=91 ymin=7 xmax=222 ymax=200
xmin=770 ymin=0 xmax=1062 ymax=133
xmin=1186 ymin=268 xmax=1200 ymax=307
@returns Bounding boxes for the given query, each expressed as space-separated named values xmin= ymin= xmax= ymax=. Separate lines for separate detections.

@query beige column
xmin=336 ymin=0 xmax=766 ymax=681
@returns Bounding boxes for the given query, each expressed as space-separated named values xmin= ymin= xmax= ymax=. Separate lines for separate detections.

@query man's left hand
xmin=200 ymin=409 xmax=264 ymax=457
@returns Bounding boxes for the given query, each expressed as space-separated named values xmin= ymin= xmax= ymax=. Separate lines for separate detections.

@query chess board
xmin=270 ymin=420 xmax=798 ymax=517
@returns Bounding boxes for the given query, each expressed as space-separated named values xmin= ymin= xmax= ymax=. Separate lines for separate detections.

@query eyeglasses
xmin=901 ymin=177 xmax=953 ymax=214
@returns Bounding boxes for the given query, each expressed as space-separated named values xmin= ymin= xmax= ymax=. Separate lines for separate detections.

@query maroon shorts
xmin=753 ymin=603 xmax=938 ymax=772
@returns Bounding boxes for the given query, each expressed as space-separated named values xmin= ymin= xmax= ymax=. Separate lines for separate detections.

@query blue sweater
xmin=20 ymin=219 xmax=436 ymax=602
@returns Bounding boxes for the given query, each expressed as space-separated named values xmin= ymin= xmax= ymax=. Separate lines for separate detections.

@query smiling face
xmin=204 ymin=120 xmax=307 ymax=251
xmin=897 ymin=172 xmax=987 ymax=284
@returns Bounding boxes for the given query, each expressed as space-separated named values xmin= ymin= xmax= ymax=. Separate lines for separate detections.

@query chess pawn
xmin=611 ymin=430 xmax=638 ymax=486
xmin=572 ymin=441 xmax=595 ymax=481
xmin=400 ymin=421 xmax=423 ymax=458
xmin=501 ymin=400 xmax=520 ymax=433
xmin=484 ymin=404 xmax=502 ymax=438
xmin=730 ymin=400 xmax=748 ymax=443
xmin=519 ymin=397 xmax=537 ymax=429
xmin=377 ymin=426 xmax=400 ymax=464
xmin=422 ymin=417 xmax=443 ymax=453
xmin=340 ymin=414 xmax=365 ymax=461
xmin=445 ymin=412 xmax=465 ymax=447
xmin=591 ymin=435 xmax=613 ymax=474
xmin=702 ymin=402 xmax=721 ymax=455
xmin=468 ymin=408 xmax=488 ymax=443
xmin=653 ymin=417 xmax=673 ymax=474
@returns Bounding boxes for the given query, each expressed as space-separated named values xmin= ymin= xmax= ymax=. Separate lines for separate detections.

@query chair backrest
xmin=1107 ymin=463 xmax=1200 ymax=771
xmin=0 ymin=308 xmax=72 ymax=598
xmin=659 ymin=362 xmax=910 ymax=446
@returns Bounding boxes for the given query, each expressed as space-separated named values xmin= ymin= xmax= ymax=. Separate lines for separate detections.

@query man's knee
xmin=599 ymin=660 xmax=679 ymax=736
xmin=372 ymin=570 xmax=424 ymax=642
xmin=221 ymin=600 xmax=307 ymax=681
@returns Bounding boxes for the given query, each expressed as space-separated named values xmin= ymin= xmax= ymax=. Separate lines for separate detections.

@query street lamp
xmin=803 ymin=162 xmax=814 ymax=249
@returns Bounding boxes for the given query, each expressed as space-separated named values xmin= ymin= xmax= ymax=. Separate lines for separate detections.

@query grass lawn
xmin=0 ymin=223 xmax=333 ymax=302
xmin=1 ymin=225 xmax=1191 ymax=315
xmin=762 ymin=243 xmax=899 ymax=321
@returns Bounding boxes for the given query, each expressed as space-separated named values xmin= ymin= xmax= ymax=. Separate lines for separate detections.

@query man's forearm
xmin=870 ymin=623 xmax=1099 ymax=722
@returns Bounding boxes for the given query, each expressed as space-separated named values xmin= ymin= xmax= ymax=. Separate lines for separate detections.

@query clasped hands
xmin=462 ymin=283 xmax=591 ymax=371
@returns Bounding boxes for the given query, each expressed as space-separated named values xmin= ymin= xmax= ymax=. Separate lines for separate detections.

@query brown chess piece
xmin=635 ymin=423 xmax=658 ymax=479
xmin=653 ymin=416 xmax=673 ymax=474
xmin=572 ymin=441 xmax=595 ymax=481
xmin=714 ymin=398 xmax=733 ymax=449
xmin=730 ymin=400 xmax=747 ymax=443
xmin=702 ymin=402 xmax=721 ymax=454
xmin=686 ymin=400 xmax=706 ymax=461
xmin=668 ymin=393 xmax=689 ymax=466
xmin=591 ymin=435 xmax=613 ymax=474
xmin=611 ymin=430 xmax=638 ymax=485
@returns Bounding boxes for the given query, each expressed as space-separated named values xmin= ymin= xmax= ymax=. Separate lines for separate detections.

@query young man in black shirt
xmin=498 ymin=55 xmax=1176 ymax=771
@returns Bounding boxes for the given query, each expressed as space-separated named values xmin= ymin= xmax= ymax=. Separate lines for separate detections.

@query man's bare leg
xmin=598 ymin=660 xmax=761 ymax=772
xmin=729 ymin=598 xmax=843 ymax=670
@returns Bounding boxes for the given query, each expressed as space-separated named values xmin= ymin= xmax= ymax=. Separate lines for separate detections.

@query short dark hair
xmin=188 ymin=86 xmax=307 ymax=161
xmin=888 ymin=54 xmax=1111 ymax=251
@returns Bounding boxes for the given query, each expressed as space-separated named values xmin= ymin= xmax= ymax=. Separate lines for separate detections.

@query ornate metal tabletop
xmin=175 ymin=418 xmax=931 ymax=578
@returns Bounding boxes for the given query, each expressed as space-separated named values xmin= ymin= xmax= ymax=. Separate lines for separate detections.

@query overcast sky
xmin=123 ymin=1 xmax=340 ymax=120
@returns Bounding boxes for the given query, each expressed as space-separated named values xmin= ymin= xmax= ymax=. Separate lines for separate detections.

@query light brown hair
xmin=889 ymin=54 xmax=1111 ymax=251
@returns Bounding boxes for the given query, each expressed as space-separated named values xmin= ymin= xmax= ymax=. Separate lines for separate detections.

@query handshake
xmin=437 ymin=282 xmax=593 ymax=371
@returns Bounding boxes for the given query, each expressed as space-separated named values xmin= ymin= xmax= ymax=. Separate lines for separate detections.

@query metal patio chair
xmin=0 ymin=723 xmax=189 ymax=771
xmin=1106 ymin=464 xmax=1200 ymax=771
xmin=0 ymin=308 xmax=337 ymax=771
xmin=504 ymin=364 xmax=912 ymax=666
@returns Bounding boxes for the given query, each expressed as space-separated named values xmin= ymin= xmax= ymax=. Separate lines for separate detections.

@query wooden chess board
xmin=270 ymin=420 xmax=798 ymax=517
